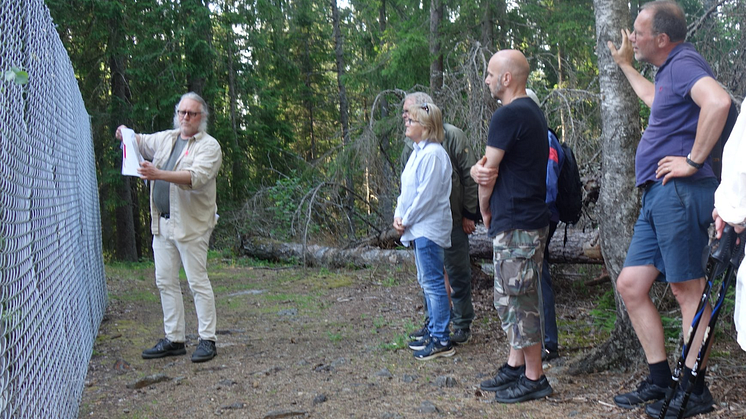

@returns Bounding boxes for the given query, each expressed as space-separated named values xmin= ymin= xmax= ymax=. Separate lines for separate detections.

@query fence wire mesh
xmin=0 ymin=0 xmax=107 ymax=417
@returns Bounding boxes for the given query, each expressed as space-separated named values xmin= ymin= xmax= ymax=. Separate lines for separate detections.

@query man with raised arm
xmin=606 ymin=1 xmax=731 ymax=417
xmin=116 ymin=92 xmax=223 ymax=363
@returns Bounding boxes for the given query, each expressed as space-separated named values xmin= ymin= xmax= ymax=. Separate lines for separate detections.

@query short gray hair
xmin=404 ymin=92 xmax=434 ymax=106
xmin=173 ymin=92 xmax=209 ymax=132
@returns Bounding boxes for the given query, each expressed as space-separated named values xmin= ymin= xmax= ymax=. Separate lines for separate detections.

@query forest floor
xmin=79 ymin=254 xmax=746 ymax=419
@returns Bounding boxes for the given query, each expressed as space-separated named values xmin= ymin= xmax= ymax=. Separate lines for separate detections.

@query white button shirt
xmin=395 ymin=139 xmax=453 ymax=248
xmin=714 ymin=110 xmax=746 ymax=351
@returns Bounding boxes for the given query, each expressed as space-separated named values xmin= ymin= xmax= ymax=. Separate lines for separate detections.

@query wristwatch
xmin=686 ymin=154 xmax=704 ymax=170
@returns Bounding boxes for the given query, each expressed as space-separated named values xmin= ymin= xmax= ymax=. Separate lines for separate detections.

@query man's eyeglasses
xmin=177 ymin=110 xmax=203 ymax=118
xmin=420 ymin=103 xmax=430 ymax=114
xmin=405 ymin=118 xmax=420 ymax=125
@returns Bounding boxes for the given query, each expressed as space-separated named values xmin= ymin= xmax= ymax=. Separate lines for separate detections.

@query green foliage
xmin=47 ymin=0 xmax=746 ymax=260
xmin=3 ymin=67 xmax=28 ymax=85
xmin=590 ymin=289 xmax=617 ymax=332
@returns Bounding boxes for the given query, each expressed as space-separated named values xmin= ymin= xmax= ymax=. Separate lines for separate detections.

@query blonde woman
xmin=394 ymin=103 xmax=454 ymax=360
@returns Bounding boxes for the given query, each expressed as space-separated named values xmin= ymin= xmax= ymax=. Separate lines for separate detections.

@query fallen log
xmin=240 ymin=225 xmax=602 ymax=268
xmin=469 ymin=225 xmax=603 ymax=264
xmin=240 ymin=235 xmax=413 ymax=268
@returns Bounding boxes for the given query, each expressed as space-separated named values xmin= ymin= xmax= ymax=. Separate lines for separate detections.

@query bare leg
xmin=617 ymin=265 xmax=667 ymax=363
xmin=671 ymin=278 xmax=712 ymax=368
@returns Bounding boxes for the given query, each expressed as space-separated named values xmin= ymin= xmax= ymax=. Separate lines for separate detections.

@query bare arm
xmin=478 ymin=146 xmax=505 ymax=229
xmin=606 ymin=29 xmax=655 ymax=106
xmin=655 ymin=77 xmax=731 ymax=185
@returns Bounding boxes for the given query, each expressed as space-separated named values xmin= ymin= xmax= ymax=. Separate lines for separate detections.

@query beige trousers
xmin=152 ymin=216 xmax=216 ymax=342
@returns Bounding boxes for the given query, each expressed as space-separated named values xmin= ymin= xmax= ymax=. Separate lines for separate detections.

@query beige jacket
xmin=138 ymin=129 xmax=222 ymax=241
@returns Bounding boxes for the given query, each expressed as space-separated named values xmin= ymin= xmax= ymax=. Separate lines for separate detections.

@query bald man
xmin=471 ymin=50 xmax=552 ymax=403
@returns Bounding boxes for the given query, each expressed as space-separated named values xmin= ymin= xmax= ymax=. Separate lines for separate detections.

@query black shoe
xmin=480 ymin=363 xmax=525 ymax=392
xmin=142 ymin=338 xmax=186 ymax=359
xmin=413 ymin=337 xmax=455 ymax=361
xmin=613 ymin=376 xmax=668 ymax=409
xmin=408 ymin=324 xmax=429 ymax=341
xmin=542 ymin=349 xmax=559 ymax=361
xmin=451 ymin=328 xmax=471 ymax=345
xmin=493 ymin=374 xmax=553 ymax=403
xmin=645 ymin=386 xmax=715 ymax=418
xmin=191 ymin=339 xmax=217 ymax=363
xmin=408 ymin=335 xmax=431 ymax=351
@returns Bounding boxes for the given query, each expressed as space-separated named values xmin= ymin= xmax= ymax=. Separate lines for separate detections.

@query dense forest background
xmin=47 ymin=0 xmax=745 ymax=262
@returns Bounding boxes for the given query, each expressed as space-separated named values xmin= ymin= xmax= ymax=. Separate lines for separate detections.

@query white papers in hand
xmin=121 ymin=128 xmax=144 ymax=177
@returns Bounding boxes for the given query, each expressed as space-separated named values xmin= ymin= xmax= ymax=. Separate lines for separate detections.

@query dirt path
xmin=80 ymin=258 xmax=746 ymax=418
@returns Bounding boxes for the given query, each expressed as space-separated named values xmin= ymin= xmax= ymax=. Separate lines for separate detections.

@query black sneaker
xmin=413 ymin=337 xmax=455 ymax=361
xmin=141 ymin=338 xmax=186 ymax=359
xmin=493 ymin=374 xmax=553 ymax=403
xmin=480 ymin=363 xmax=525 ymax=392
xmin=191 ymin=339 xmax=217 ymax=363
xmin=408 ymin=335 xmax=431 ymax=351
xmin=542 ymin=349 xmax=559 ymax=361
xmin=451 ymin=328 xmax=471 ymax=345
xmin=613 ymin=376 xmax=668 ymax=409
xmin=644 ymin=386 xmax=715 ymax=418
xmin=408 ymin=324 xmax=429 ymax=341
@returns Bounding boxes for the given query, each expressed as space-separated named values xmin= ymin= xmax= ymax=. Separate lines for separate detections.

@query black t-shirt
xmin=486 ymin=97 xmax=549 ymax=236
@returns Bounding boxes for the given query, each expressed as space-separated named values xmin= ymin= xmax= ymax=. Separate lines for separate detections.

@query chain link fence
xmin=0 ymin=0 xmax=107 ymax=417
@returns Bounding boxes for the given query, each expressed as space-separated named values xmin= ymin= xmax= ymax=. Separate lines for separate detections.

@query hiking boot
xmin=413 ymin=337 xmax=455 ymax=361
xmin=493 ymin=374 xmax=553 ymax=403
xmin=480 ymin=363 xmax=525 ymax=392
xmin=542 ymin=349 xmax=560 ymax=362
xmin=613 ymin=376 xmax=668 ymax=409
xmin=645 ymin=386 xmax=715 ymax=418
xmin=191 ymin=339 xmax=217 ymax=363
xmin=450 ymin=328 xmax=471 ymax=345
xmin=141 ymin=338 xmax=186 ymax=359
xmin=408 ymin=324 xmax=429 ymax=341
xmin=408 ymin=335 xmax=431 ymax=351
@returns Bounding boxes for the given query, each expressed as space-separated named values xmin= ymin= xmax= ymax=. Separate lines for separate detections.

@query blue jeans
xmin=421 ymin=223 xmax=475 ymax=331
xmin=540 ymin=222 xmax=558 ymax=352
xmin=413 ymin=237 xmax=451 ymax=341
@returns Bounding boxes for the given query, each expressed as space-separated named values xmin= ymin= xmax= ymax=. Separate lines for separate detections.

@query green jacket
xmin=400 ymin=123 xmax=479 ymax=226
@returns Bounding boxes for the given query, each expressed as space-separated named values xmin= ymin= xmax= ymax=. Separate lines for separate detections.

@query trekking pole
xmin=657 ymin=225 xmax=740 ymax=419
xmin=674 ymin=228 xmax=746 ymax=419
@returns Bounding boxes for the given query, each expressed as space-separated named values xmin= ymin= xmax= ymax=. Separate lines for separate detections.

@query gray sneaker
xmin=450 ymin=328 xmax=471 ymax=345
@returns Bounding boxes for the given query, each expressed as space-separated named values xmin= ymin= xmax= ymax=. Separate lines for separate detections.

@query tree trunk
xmin=108 ymin=4 xmax=138 ymax=262
xmin=568 ymin=0 xmax=645 ymax=374
xmin=332 ymin=0 xmax=356 ymax=238
xmin=429 ymin=0 xmax=443 ymax=97
xmin=183 ymin=0 xmax=213 ymax=96
xmin=226 ymin=32 xmax=243 ymax=201
xmin=480 ymin=0 xmax=493 ymax=48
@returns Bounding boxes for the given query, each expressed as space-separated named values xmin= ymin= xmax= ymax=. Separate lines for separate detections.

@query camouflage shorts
xmin=492 ymin=227 xmax=548 ymax=349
